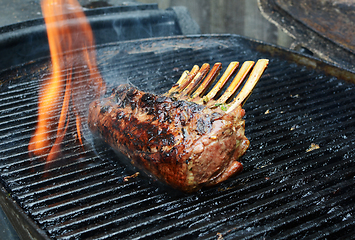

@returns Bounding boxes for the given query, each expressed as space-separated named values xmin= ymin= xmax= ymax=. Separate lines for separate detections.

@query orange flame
xmin=29 ymin=0 xmax=105 ymax=161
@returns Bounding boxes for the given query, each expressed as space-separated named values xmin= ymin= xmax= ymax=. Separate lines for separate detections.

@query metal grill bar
xmin=133 ymin=152 xmax=354 ymax=239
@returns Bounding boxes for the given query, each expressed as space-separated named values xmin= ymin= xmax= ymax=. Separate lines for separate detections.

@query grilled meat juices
xmin=88 ymin=84 xmax=249 ymax=192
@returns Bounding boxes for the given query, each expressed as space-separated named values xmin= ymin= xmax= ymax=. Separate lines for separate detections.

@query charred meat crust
xmin=88 ymin=84 xmax=249 ymax=192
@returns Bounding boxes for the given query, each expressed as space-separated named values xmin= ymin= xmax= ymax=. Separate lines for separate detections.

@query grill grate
xmin=0 ymin=35 xmax=354 ymax=239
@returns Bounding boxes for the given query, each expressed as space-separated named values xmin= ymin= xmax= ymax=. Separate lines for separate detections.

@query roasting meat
xmin=88 ymin=84 xmax=248 ymax=192
xmin=88 ymin=60 xmax=268 ymax=192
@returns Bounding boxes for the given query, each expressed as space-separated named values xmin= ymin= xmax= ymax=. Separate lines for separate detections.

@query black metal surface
xmin=0 ymin=35 xmax=355 ymax=239
xmin=0 ymin=3 xmax=201 ymax=72
xmin=0 ymin=200 xmax=20 ymax=240
xmin=258 ymin=0 xmax=355 ymax=72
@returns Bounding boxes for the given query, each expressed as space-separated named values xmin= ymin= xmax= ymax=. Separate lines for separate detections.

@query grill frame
xmin=0 ymin=34 xmax=355 ymax=239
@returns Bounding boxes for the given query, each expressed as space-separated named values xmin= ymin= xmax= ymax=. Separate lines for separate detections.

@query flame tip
xmin=29 ymin=0 xmax=105 ymax=161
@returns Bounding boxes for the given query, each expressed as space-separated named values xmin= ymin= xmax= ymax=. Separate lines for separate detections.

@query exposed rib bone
xmin=177 ymin=63 xmax=210 ymax=99
xmin=200 ymin=62 xmax=239 ymax=103
xmin=166 ymin=70 xmax=189 ymax=95
xmin=190 ymin=63 xmax=222 ymax=100
xmin=226 ymin=59 xmax=269 ymax=113
xmin=165 ymin=65 xmax=199 ymax=97
xmin=166 ymin=59 xmax=268 ymax=112
xmin=216 ymin=61 xmax=255 ymax=104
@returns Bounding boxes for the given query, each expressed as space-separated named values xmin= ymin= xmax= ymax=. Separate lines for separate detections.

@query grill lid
xmin=0 ymin=35 xmax=355 ymax=239
xmin=258 ymin=0 xmax=355 ymax=72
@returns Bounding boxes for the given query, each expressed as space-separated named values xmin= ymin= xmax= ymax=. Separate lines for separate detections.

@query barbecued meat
xmin=88 ymin=84 xmax=249 ymax=192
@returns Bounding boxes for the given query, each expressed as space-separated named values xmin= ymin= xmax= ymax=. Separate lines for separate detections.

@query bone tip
xmin=258 ymin=59 xmax=269 ymax=65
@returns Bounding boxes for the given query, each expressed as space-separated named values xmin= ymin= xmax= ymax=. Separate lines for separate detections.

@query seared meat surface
xmin=88 ymin=84 xmax=249 ymax=192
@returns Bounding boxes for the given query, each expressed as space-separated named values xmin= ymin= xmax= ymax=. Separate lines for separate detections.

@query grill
xmin=1 ymin=34 xmax=355 ymax=239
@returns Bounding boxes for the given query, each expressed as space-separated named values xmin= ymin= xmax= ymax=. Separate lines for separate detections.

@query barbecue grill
xmin=1 ymin=2 xmax=355 ymax=240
